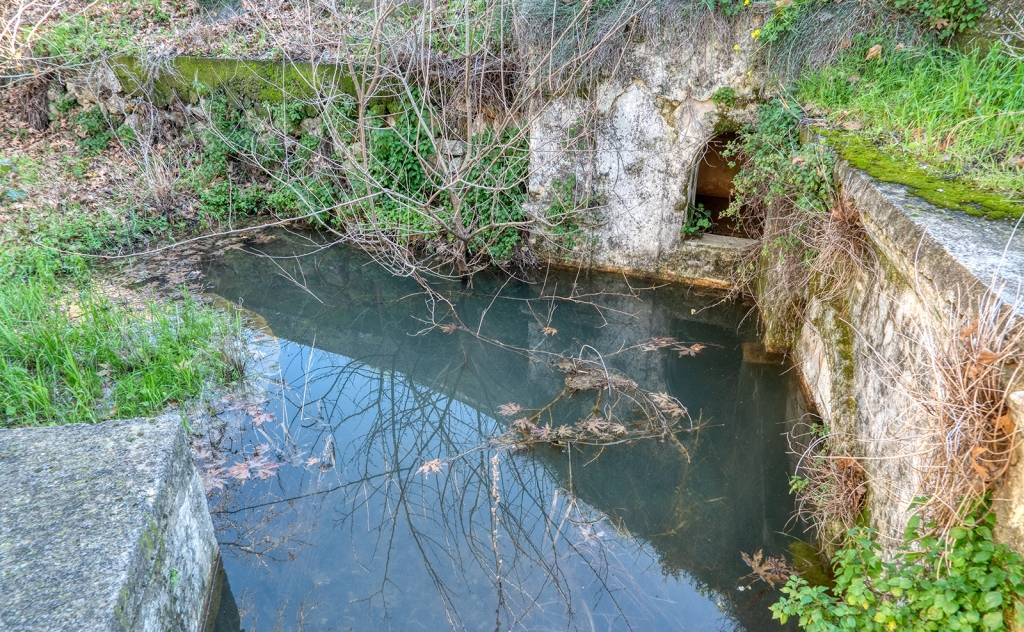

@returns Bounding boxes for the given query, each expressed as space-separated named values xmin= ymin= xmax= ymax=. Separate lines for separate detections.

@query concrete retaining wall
xmin=794 ymin=161 xmax=1024 ymax=548
xmin=0 ymin=416 xmax=219 ymax=631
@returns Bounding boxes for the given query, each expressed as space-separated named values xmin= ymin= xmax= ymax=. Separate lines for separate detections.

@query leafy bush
xmin=454 ymin=128 xmax=530 ymax=260
xmin=723 ymin=99 xmax=836 ymax=347
xmin=773 ymin=508 xmax=1024 ymax=631
xmin=75 ymin=106 xmax=116 ymax=155
xmin=725 ymin=99 xmax=834 ymax=223
xmin=682 ymin=202 xmax=714 ymax=236
xmin=545 ymin=175 xmax=587 ymax=250
xmin=889 ymin=0 xmax=988 ymax=38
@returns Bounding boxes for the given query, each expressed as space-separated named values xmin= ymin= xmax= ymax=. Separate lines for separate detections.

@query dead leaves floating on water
xmin=497 ymin=402 xmax=523 ymax=417
xmin=196 ymin=442 xmax=281 ymax=494
xmin=555 ymin=358 xmax=638 ymax=392
xmin=245 ymin=404 xmax=274 ymax=427
xmin=648 ymin=392 xmax=688 ymax=419
xmin=417 ymin=458 xmax=444 ymax=476
xmin=636 ymin=337 xmax=706 ymax=357
xmin=505 ymin=415 xmax=630 ymax=448
xmin=741 ymin=549 xmax=793 ymax=588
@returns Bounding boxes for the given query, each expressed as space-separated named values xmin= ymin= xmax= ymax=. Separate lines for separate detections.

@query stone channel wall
xmin=525 ymin=9 xmax=766 ymax=271
xmin=0 ymin=416 xmax=219 ymax=631
xmin=794 ymin=162 xmax=1024 ymax=548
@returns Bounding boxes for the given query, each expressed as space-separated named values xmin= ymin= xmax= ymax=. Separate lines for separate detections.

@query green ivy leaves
xmin=772 ymin=507 xmax=1024 ymax=631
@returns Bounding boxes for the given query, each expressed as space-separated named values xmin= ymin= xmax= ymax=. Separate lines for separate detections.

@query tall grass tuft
xmin=797 ymin=39 xmax=1024 ymax=195
xmin=0 ymin=274 xmax=242 ymax=428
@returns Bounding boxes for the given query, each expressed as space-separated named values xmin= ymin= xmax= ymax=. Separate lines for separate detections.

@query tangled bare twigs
xmin=920 ymin=289 xmax=1024 ymax=536
xmin=788 ymin=425 xmax=868 ymax=549
xmin=741 ymin=549 xmax=794 ymax=589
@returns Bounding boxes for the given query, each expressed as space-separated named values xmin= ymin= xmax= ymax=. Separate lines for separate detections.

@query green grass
xmin=0 ymin=259 xmax=242 ymax=428
xmin=796 ymin=38 xmax=1024 ymax=198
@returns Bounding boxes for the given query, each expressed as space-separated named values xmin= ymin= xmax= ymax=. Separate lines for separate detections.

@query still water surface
xmin=202 ymin=230 xmax=799 ymax=631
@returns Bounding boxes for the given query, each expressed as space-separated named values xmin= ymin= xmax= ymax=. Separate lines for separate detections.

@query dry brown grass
xmin=920 ymin=289 xmax=1024 ymax=535
xmin=788 ymin=422 xmax=868 ymax=548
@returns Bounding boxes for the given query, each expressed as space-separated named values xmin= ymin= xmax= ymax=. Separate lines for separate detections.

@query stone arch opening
xmin=693 ymin=132 xmax=742 ymax=236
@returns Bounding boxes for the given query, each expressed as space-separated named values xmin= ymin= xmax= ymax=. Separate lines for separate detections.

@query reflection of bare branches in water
xmin=194 ymin=332 xmax=707 ymax=630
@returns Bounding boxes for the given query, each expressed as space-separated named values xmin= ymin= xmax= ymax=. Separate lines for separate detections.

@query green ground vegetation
xmin=773 ymin=506 xmax=1024 ymax=631
xmin=797 ymin=37 xmax=1024 ymax=199
xmin=0 ymin=253 xmax=242 ymax=428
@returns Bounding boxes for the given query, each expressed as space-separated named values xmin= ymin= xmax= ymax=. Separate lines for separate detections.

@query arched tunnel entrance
xmin=693 ymin=132 xmax=743 ymax=236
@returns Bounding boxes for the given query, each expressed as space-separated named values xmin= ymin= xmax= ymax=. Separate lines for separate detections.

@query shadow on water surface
xmin=201 ymin=230 xmax=801 ymax=632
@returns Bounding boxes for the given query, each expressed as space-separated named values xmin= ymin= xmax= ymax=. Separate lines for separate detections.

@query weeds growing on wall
xmin=723 ymin=99 xmax=838 ymax=348
xmin=888 ymin=0 xmax=989 ymax=39
xmin=916 ymin=291 xmax=1024 ymax=536
xmin=773 ymin=505 xmax=1024 ymax=631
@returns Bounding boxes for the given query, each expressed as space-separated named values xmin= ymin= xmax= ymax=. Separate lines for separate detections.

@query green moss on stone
xmin=115 ymin=516 xmax=168 ymax=627
xmin=788 ymin=540 xmax=832 ymax=587
xmin=821 ymin=130 xmax=1023 ymax=221
xmin=111 ymin=55 xmax=366 ymax=106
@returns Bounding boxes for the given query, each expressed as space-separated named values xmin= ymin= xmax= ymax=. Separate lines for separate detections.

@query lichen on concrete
xmin=0 ymin=416 xmax=218 ymax=631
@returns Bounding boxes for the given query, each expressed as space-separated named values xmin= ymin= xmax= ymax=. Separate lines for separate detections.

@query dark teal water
xmin=201 ymin=230 xmax=800 ymax=631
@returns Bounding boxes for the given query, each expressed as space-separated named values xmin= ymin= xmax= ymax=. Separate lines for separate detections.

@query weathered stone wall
xmin=526 ymin=10 xmax=765 ymax=271
xmin=795 ymin=162 xmax=1024 ymax=548
xmin=0 ymin=416 xmax=219 ymax=631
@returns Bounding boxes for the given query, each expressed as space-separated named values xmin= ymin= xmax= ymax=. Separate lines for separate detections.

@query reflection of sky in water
xmin=205 ymin=232 xmax=797 ymax=631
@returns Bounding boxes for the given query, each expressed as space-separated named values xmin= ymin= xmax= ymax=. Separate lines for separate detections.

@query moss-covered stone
xmin=820 ymin=130 xmax=1023 ymax=221
xmin=111 ymin=55 xmax=370 ymax=106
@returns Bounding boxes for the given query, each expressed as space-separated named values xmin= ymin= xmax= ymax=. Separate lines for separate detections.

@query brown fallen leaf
xmin=497 ymin=402 xmax=523 ymax=417
xmin=977 ymin=348 xmax=999 ymax=365
xmin=997 ymin=414 xmax=1016 ymax=436
xmin=865 ymin=44 xmax=883 ymax=61
xmin=248 ymin=455 xmax=280 ymax=480
xmin=226 ymin=461 xmax=251 ymax=481
xmin=938 ymin=132 xmax=956 ymax=152
xmin=417 ymin=459 xmax=443 ymax=476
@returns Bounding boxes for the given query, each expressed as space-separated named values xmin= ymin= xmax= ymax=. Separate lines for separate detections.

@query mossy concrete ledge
xmin=0 ymin=416 xmax=218 ymax=631
xmin=793 ymin=154 xmax=1024 ymax=550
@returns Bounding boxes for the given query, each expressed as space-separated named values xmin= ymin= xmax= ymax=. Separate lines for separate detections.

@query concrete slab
xmin=0 ymin=416 xmax=218 ymax=632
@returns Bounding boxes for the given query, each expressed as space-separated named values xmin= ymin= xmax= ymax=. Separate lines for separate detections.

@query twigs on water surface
xmin=741 ymin=549 xmax=794 ymax=589
xmin=492 ymin=352 xmax=701 ymax=460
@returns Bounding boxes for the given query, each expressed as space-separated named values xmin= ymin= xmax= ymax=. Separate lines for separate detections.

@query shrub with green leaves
xmin=723 ymin=99 xmax=836 ymax=347
xmin=725 ymin=99 xmax=835 ymax=224
xmin=773 ymin=509 xmax=1024 ymax=631
xmin=889 ymin=0 xmax=988 ymax=38
xmin=75 ymin=106 xmax=116 ymax=155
